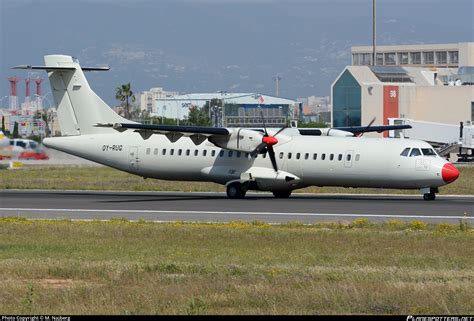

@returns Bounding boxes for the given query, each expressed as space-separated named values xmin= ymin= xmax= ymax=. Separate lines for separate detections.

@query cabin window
xmin=228 ymin=151 xmax=233 ymax=157
xmin=162 ymin=149 xmax=167 ymax=156
xmin=296 ymin=153 xmax=301 ymax=160
xmin=186 ymin=149 xmax=190 ymax=156
xmin=236 ymin=152 xmax=241 ymax=158
xmin=146 ymin=148 xmax=151 ymax=155
xmin=355 ymin=154 xmax=360 ymax=161
xmin=211 ymin=150 xmax=216 ymax=157
xmin=194 ymin=150 xmax=199 ymax=156
xmin=338 ymin=154 xmax=343 ymax=161
xmin=400 ymin=148 xmax=410 ymax=157
xmin=154 ymin=148 xmax=158 ymax=155
xmin=421 ymin=148 xmax=437 ymax=156
xmin=346 ymin=154 xmax=351 ymax=161
xmin=313 ymin=153 xmax=317 ymax=160
xmin=219 ymin=150 xmax=224 ymax=157
xmin=305 ymin=153 xmax=309 ymax=160
xmin=178 ymin=149 xmax=182 ymax=156
xmin=330 ymin=154 xmax=334 ymax=161
xmin=409 ymin=148 xmax=421 ymax=157
xmin=170 ymin=149 xmax=174 ymax=156
xmin=202 ymin=150 xmax=207 ymax=156
xmin=321 ymin=153 xmax=326 ymax=160
xmin=288 ymin=152 xmax=292 ymax=160
xmin=279 ymin=152 xmax=284 ymax=159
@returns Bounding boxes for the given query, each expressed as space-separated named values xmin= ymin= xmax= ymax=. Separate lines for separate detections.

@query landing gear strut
xmin=226 ymin=182 xmax=247 ymax=199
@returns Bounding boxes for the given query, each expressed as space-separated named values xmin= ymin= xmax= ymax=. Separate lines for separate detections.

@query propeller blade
xmin=267 ymin=145 xmax=278 ymax=172
xmin=273 ymin=125 xmax=287 ymax=137
xmin=359 ymin=117 xmax=376 ymax=137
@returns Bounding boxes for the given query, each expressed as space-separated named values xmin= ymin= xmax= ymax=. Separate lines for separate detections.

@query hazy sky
xmin=1 ymin=0 xmax=473 ymax=106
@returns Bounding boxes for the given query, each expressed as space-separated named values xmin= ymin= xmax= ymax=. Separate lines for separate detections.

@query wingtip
xmin=12 ymin=65 xmax=31 ymax=69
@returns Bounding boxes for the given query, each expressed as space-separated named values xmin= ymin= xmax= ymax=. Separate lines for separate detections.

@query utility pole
xmin=372 ymin=0 xmax=376 ymax=66
xmin=273 ymin=75 xmax=282 ymax=96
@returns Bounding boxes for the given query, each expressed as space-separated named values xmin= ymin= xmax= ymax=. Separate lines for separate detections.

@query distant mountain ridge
xmin=1 ymin=0 xmax=472 ymax=106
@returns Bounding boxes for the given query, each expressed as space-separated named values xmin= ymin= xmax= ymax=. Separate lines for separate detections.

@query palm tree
xmin=115 ymin=83 xmax=136 ymax=119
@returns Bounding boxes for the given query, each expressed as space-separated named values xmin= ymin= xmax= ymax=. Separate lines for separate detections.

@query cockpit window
xmin=421 ymin=148 xmax=437 ymax=156
xmin=409 ymin=148 xmax=421 ymax=157
xmin=400 ymin=148 xmax=410 ymax=157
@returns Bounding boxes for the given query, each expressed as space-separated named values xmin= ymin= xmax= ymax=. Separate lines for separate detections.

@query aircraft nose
xmin=442 ymin=163 xmax=459 ymax=184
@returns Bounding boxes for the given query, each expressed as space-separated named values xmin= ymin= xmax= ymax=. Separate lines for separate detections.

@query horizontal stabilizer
xmin=12 ymin=65 xmax=110 ymax=71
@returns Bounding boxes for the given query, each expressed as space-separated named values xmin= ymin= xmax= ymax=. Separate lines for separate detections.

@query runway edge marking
xmin=0 ymin=208 xmax=472 ymax=220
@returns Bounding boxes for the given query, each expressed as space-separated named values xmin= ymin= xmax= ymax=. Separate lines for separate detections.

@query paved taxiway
xmin=0 ymin=190 xmax=473 ymax=223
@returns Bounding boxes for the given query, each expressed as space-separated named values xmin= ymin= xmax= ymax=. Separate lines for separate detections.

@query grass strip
xmin=0 ymin=217 xmax=472 ymax=315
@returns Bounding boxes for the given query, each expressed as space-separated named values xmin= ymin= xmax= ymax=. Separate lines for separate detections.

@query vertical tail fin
xmin=44 ymin=55 xmax=130 ymax=135
xmin=14 ymin=55 xmax=130 ymax=136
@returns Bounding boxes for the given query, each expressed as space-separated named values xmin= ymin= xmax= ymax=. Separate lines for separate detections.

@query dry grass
xmin=0 ymin=218 xmax=472 ymax=315
xmin=1 ymin=165 xmax=473 ymax=195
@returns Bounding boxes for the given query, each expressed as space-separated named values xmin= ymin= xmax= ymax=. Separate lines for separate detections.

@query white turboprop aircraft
xmin=14 ymin=55 xmax=460 ymax=200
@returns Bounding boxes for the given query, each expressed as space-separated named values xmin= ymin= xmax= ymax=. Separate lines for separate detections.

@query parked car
xmin=10 ymin=139 xmax=40 ymax=151
xmin=18 ymin=150 xmax=49 ymax=160
xmin=9 ymin=139 xmax=49 ymax=160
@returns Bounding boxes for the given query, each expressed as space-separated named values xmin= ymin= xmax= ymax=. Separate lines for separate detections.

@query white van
xmin=10 ymin=139 xmax=40 ymax=152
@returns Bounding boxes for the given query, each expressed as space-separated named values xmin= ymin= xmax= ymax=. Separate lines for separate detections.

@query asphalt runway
xmin=0 ymin=190 xmax=473 ymax=223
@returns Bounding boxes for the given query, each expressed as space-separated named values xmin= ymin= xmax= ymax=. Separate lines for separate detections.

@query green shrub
xmin=386 ymin=219 xmax=406 ymax=230
xmin=409 ymin=220 xmax=427 ymax=231
xmin=352 ymin=218 xmax=370 ymax=228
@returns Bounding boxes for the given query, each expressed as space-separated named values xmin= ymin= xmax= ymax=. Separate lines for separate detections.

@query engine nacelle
xmin=208 ymin=129 xmax=264 ymax=153
xmin=319 ymin=128 xmax=354 ymax=137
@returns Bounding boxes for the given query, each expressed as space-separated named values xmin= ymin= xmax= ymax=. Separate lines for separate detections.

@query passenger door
xmin=129 ymin=146 xmax=139 ymax=171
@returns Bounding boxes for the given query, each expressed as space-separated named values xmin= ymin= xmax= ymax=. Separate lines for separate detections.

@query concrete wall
xmin=459 ymin=43 xmax=474 ymax=66
xmin=399 ymin=86 xmax=473 ymax=124
xmin=360 ymin=84 xmax=473 ymax=137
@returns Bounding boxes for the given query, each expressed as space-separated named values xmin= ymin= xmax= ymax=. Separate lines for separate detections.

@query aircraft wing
xmin=96 ymin=122 xmax=231 ymax=145
xmin=335 ymin=124 xmax=412 ymax=135
xmin=298 ymin=124 xmax=412 ymax=136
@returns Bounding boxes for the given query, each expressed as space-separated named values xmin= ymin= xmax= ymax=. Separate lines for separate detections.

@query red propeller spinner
xmin=262 ymin=135 xmax=278 ymax=146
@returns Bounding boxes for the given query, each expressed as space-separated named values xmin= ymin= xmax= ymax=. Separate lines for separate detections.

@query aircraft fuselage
xmin=44 ymin=131 xmax=452 ymax=192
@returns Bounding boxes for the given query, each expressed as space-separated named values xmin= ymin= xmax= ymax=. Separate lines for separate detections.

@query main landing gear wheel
xmin=226 ymin=182 xmax=247 ymax=199
xmin=272 ymin=191 xmax=292 ymax=199
xmin=423 ymin=193 xmax=436 ymax=201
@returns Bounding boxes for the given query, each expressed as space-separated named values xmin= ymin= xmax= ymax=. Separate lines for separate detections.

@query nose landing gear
xmin=423 ymin=193 xmax=436 ymax=201
xmin=421 ymin=187 xmax=438 ymax=201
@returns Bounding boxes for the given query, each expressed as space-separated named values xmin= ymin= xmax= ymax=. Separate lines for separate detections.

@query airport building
xmin=351 ymin=42 xmax=474 ymax=68
xmin=331 ymin=61 xmax=474 ymax=159
xmin=154 ymin=92 xmax=300 ymax=127
xmin=138 ymin=87 xmax=179 ymax=114
xmin=331 ymin=65 xmax=474 ymax=130
xmin=299 ymin=96 xmax=331 ymax=124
